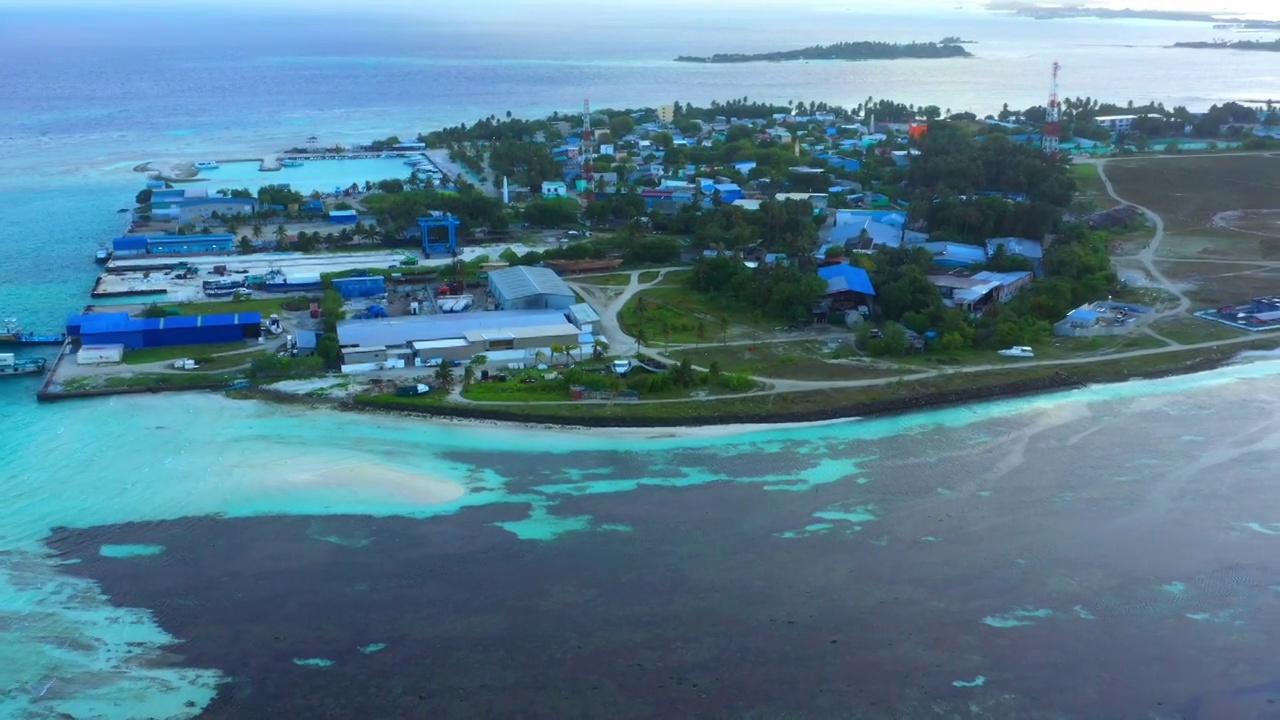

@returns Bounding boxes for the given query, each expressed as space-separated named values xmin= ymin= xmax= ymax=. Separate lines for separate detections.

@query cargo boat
xmin=0 ymin=319 xmax=67 ymax=346
xmin=0 ymin=353 xmax=47 ymax=376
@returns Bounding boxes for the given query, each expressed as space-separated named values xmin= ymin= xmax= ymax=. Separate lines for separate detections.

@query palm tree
xmin=534 ymin=349 xmax=547 ymax=367
xmin=360 ymin=224 xmax=380 ymax=245
xmin=549 ymin=344 xmax=567 ymax=365
xmin=273 ymin=224 xmax=288 ymax=245
xmin=251 ymin=223 xmax=265 ymax=242
xmin=592 ymin=337 xmax=609 ymax=359
xmin=470 ymin=353 xmax=488 ymax=372
xmin=225 ymin=220 xmax=239 ymax=236
xmin=462 ymin=365 xmax=475 ymax=388
xmin=432 ymin=362 xmax=454 ymax=391
xmin=565 ymin=343 xmax=580 ymax=364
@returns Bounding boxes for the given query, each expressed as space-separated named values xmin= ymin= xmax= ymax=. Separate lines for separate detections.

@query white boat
xmin=997 ymin=346 xmax=1035 ymax=358
xmin=281 ymin=159 xmax=304 ymax=168
xmin=194 ymin=161 xmax=219 ymax=170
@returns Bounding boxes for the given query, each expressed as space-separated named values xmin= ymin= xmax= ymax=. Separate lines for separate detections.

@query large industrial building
xmin=112 ymin=233 xmax=237 ymax=257
xmin=335 ymin=308 xmax=593 ymax=372
xmin=67 ymin=311 xmax=262 ymax=350
xmin=487 ymin=266 xmax=576 ymax=311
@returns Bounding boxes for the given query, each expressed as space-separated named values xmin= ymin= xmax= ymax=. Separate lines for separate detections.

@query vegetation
xmin=688 ymin=256 xmax=827 ymax=324
xmin=675 ymin=41 xmax=971 ymax=63
xmin=1173 ymin=39 xmax=1280 ymax=52
xmin=123 ymin=342 xmax=250 ymax=365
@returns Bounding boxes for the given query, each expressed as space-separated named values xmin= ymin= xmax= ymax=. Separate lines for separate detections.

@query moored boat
xmin=95 ymin=244 xmax=111 ymax=264
xmin=281 ymin=159 xmax=304 ymax=167
xmin=997 ymin=346 xmax=1035 ymax=358
xmin=195 ymin=161 xmax=220 ymax=170
xmin=0 ymin=319 xmax=66 ymax=346
xmin=0 ymin=353 xmax=47 ymax=376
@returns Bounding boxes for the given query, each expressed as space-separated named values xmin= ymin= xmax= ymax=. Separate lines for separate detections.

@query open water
xmin=3 ymin=4 xmax=1280 ymax=718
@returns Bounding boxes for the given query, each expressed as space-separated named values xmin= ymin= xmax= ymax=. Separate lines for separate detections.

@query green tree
xmin=462 ymin=364 xmax=475 ymax=387
xmin=251 ymin=223 xmax=265 ymax=242
xmin=237 ymin=236 xmax=254 ymax=255
xmin=433 ymin=362 xmax=454 ymax=391
xmin=609 ymin=115 xmax=636 ymax=139
xmin=273 ymin=224 xmax=288 ymax=246
xmin=316 ymin=334 xmax=341 ymax=368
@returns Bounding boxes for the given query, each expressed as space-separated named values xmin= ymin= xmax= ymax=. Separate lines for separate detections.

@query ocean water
xmin=3 ymin=4 xmax=1280 ymax=717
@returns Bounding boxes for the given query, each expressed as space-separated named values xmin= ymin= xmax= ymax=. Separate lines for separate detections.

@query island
xmin=674 ymin=41 xmax=971 ymax=64
xmin=1174 ymin=39 xmax=1280 ymax=52
xmin=940 ymin=36 xmax=977 ymax=45
xmin=992 ymin=3 xmax=1280 ymax=29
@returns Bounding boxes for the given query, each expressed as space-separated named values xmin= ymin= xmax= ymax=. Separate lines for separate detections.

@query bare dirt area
xmin=1105 ymin=155 xmax=1280 ymax=308
xmin=1156 ymin=261 xmax=1280 ymax=306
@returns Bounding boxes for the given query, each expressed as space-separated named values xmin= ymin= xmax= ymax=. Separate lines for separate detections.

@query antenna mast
xmin=581 ymin=97 xmax=595 ymax=205
xmin=1043 ymin=61 xmax=1061 ymax=157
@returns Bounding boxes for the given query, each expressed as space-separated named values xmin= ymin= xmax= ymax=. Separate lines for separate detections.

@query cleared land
xmin=618 ymin=285 xmax=773 ymax=345
xmin=671 ymin=341 xmax=904 ymax=381
xmin=1105 ymin=154 xmax=1280 ymax=307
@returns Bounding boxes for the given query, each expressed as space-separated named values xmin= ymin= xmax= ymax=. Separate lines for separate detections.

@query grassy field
xmin=123 ymin=342 xmax=252 ymax=365
xmin=1151 ymin=315 xmax=1255 ymax=344
xmin=671 ymin=342 xmax=903 ymax=381
xmin=1071 ymin=162 xmax=1109 ymax=200
xmin=102 ymin=372 xmax=239 ymax=389
xmin=618 ymin=285 xmax=772 ymax=344
xmin=1105 ymin=155 xmax=1280 ymax=234
xmin=638 ymin=271 xmax=661 ymax=284
xmin=575 ymin=273 xmax=632 ymax=286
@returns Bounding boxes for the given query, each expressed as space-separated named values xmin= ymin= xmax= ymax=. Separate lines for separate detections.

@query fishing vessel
xmin=0 ymin=353 xmax=47 ymax=376
xmin=195 ymin=161 xmax=220 ymax=170
xmin=281 ymin=159 xmax=304 ymax=167
xmin=94 ymin=244 xmax=111 ymax=264
xmin=0 ymin=319 xmax=66 ymax=346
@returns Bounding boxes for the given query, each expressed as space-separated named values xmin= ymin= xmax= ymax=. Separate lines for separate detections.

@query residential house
xmin=922 ymin=241 xmax=988 ymax=268
xmin=774 ymin=193 xmax=829 ymax=211
xmin=541 ymin=181 xmax=569 ymax=199
xmin=732 ymin=198 xmax=763 ymax=211
xmin=830 ymin=218 xmax=925 ymax=251
xmin=817 ymin=263 xmax=877 ymax=312
xmin=928 ymin=270 xmax=1032 ymax=313
xmin=733 ymin=160 xmax=757 ymax=175
xmin=711 ymin=182 xmax=744 ymax=203
xmin=834 ymin=209 xmax=907 ymax=229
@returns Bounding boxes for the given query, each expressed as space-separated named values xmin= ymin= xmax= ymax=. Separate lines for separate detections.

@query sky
xmin=0 ymin=0 xmax=1276 ymax=11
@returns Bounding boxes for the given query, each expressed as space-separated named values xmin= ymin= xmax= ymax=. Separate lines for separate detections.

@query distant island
xmin=675 ymin=41 xmax=971 ymax=64
xmin=992 ymin=3 xmax=1280 ymax=29
xmin=1174 ymin=39 xmax=1280 ymax=52
xmin=940 ymin=36 xmax=977 ymax=45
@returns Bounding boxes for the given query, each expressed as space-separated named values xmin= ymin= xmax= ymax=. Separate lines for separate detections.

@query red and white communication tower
xmin=1043 ymin=61 xmax=1062 ymax=157
xmin=581 ymin=97 xmax=595 ymax=205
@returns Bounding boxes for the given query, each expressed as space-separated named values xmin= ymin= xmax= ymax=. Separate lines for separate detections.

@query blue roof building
xmin=817 ymin=264 xmax=877 ymax=297
xmin=329 ymin=209 xmax=359 ymax=225
xmin=923 ymin=242 xmax=988 ymax=267
xmin=77 ymin=311 xmax=261 ymax=349
xmin=146 ymin=233 xmax=236 ymax=255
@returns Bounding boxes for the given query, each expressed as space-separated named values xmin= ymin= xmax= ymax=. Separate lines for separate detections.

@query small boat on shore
xmin=0 ymin=319 xmax=66 ymax=346
xmin=997 ymin=346 xmax=1035 ymax=358
xmin=0 ymin=353 xmax=47 ymax=377
xmin=95 ymin=244 xmax=111 ymax=264
xmin=195 ymin=161 xmax=220 ymax=170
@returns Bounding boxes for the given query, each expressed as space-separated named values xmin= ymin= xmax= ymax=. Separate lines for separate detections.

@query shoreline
xmin=36 ymin=344 xmax=1249 ymax=430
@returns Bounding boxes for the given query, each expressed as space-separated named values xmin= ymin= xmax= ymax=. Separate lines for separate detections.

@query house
xmin=328 ymin=209 xmax=359 ymax=225
xmin=774 ymin=193 xmax=829 ymax=212
xmin=1094 ymin=115 xmax=1138 ymax=133
xmin=817 ymin=263 xmax=876 ymax=311
xmin=923 ymin=241 xmax=988 ymax=268
xmin=711 ymin=183 xmax=744 ymax=203
xmin=541 ymin=181 xmax=569 ymax=199
xmin=834 ymin=209 xmax=907 ymax=229
xmin=928 ymin=270 xmax=1032 ymax=313
xmin=733 ymin=160 xmax=757 ymax=175
xmin=732 ymin=199 xmax=763 ymax=211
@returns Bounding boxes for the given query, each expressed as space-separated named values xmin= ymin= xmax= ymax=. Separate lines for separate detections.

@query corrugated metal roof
xmin=566 ymin=303 xmax=601 ymax=324
xmin=488 ymin=266 xmax=574 ymax=302
xmin=337 ymin=309 xmax=568 ymax=348
xmin=79 ymin=311 xmax=259 ymax=334
xmin=817 ymin=264 xmax=876 ymax=296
